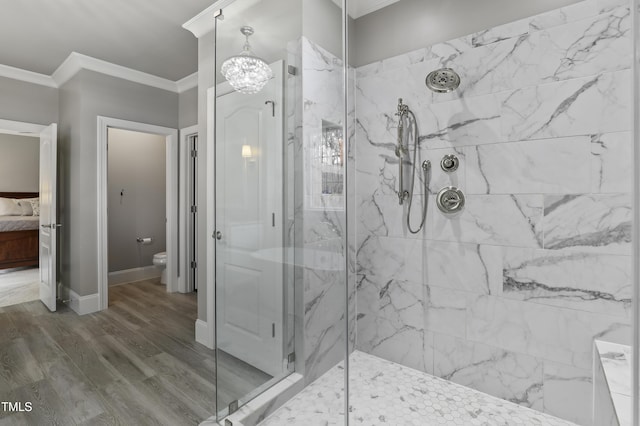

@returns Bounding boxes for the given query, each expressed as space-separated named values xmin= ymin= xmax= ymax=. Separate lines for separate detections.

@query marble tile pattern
xmin=354 ymin=0 xmax=632 ymax=424
xmin=259 ymin=351 xmax=577 ymax=426
xmin=299 ymin=37 xmax=351 ymax=385
xmin=594 ymin=340 xmax=632 ymax=425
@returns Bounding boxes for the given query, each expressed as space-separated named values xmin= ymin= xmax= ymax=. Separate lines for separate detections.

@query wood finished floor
xmin=0 ymin=267 xmax=39 ymax=308
xmin=0 ymin=279 xmax=270 ymax=426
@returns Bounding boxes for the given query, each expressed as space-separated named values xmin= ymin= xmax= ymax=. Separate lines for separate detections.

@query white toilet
xmin=153 ymin=252 xmax=167 ymax=284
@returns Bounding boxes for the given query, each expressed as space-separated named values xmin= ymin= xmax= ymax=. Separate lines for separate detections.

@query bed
xmin=0 ymin=192 xmax=39 ymax=270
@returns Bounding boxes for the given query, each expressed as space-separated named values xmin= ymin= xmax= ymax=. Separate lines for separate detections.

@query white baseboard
xmin=195 ymin=319 xmax=214 ymax=349
xmin=108 ymin=265 xmax=160 ymax=286
xmin=68 ymin=289 xmax=101 ymax=315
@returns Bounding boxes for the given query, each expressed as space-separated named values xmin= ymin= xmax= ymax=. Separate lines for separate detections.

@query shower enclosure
xmin=195 ymin=0 xmax=640 ymax=424
xmin=210 ymin=0 xmax=350 ymax=421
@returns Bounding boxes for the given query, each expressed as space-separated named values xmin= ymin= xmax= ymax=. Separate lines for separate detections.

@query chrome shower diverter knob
xmin=440 ymin=154 xmax=459 ymax=172
xmin=436 ymin=186 xmax=465 ymax=214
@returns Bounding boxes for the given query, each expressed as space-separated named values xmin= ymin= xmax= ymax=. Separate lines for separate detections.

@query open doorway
xmin=0 ymin=133 xmax=40 ymax=307
xmin=0 ymin=119 xmax=58 ymax=312
xmin=179 ymin=124 xmax=199 ymax=295
xmin=96 ymin=117 xmax=180 ymax=310
xmin=106 ymin=128 xmax=168 ymax=289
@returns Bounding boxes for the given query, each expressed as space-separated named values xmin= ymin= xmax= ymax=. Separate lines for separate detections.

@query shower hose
xmin=405 ymin=109 xmax=430 ymax=234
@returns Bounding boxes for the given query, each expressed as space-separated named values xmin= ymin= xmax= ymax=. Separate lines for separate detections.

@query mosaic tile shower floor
xmin=259 ymin=351 xmax=577 ymax=426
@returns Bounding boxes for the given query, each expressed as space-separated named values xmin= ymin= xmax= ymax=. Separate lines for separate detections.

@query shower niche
xmin=307 ymin=120 xmax=344 ymax=210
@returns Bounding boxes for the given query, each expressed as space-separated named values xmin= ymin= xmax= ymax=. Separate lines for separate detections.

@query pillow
xmin=0 ymin=197 xmax=22 ymax=216
xmin=28 ymin=198 xmax=40 ymax=217
xmin=14 ymin=199 xmax=33 ymax=216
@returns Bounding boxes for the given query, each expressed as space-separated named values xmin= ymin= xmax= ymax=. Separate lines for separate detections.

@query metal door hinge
xmin=190 ymin=261 xmax=197 ymax=269
xmin=228 ymin=400 xmax=238 ymax=415
xmin=287 ymin=352 xmax=296 ymax=367
xmin=190 ymin=205 xmax=197 ymax=213
xmin=191 ymin=149 xmax=198 ymax=158
xmin=288 ymin=65 xmax=297 ymax=75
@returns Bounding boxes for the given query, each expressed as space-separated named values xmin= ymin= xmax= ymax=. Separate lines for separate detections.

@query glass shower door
xmin=214 ymin=67 xmax=289 ymax=417
xmin=212 ymin=0 xmax=350 ymax=422
xmin=213 ymin=2 xmax=296 ymax=419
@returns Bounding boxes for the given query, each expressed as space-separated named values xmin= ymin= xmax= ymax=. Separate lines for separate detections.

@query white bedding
xmin=0 ymin=215 xmax=39 ymax=232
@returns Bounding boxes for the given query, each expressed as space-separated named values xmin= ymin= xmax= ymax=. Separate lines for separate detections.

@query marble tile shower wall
xmin=354 ymin=0 xmax=631 ymax=424
xmin=298 ymin=37 xmax=356 ymax=384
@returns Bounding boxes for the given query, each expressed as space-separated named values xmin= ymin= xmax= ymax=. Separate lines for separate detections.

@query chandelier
xmin=221 ymin=26 xmax=273 ymax=94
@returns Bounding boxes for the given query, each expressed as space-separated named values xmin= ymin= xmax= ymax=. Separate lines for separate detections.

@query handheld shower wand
xmin=394 ymin=98 xmax=431 ymax=234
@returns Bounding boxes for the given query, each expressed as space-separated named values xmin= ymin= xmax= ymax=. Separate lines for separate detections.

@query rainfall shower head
xmin=425 ymin=68 xmax=461 ymax=93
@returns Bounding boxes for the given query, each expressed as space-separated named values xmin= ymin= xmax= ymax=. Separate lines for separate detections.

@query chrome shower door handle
xmin=265 ymin=100 xmax=275 ymax=117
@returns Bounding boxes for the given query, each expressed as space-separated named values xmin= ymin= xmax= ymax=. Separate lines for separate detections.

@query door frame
xmin=0 ymin=119 xmax=46 ymax=136
xmin=96 ymin=116 xmax=179 ymax=311
xmin=198 ymin=88 xmax=217 ymax=349
xmin=179 ymin=124 xmax=198 ymax=294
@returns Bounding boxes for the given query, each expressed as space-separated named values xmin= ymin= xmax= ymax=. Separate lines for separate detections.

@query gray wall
xmin=0 ymin=134 xmax=39 ymax=192
xmin=107 ymin=128 xmax=166 ymax=273
xmin=0 ymin=76 xmax=58 ymax=125
xmin=58 ymin=74 xmax=83 ymax=290
xmin=59 ymin=70 xmax=178 ymax=297
xmin=179 ymin=87 xmax=198 ymax=128
xmin=303 ymin=0 xmax=346 ymax=59
xmin=353 ymin=0 xmax=583 ymax=66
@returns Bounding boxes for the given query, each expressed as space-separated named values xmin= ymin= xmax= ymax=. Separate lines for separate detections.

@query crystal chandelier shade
xmin=221 ymin=26 xmax=273 ymax=95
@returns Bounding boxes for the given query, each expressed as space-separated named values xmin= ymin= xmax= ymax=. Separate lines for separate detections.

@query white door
xmin=39 ymin=124 xmax=58 ymax=312
xmin=216 ymin=63 xmax=284 ymax=377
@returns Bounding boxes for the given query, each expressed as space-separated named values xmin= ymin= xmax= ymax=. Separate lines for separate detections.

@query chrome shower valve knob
xmin=436 ymin=186 xmax=465 ymax=214
xmin=440 ymin=154 xmax=459 ymax=172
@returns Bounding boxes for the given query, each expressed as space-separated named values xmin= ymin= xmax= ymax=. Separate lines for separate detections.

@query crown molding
xmin=0 ymin=63 xmax=56 ymax=88
xmin=0 ymin=52 xmax=197 ymax=93
xmin=183 ymin=0 xmax=233 ymax=38
xmin=53 ymin=52 xmax=178 ymax=92
xmin=176 ymin=72 xmax=198 ymax=92
xmin=332 ymin=0 xmax=401 ymax=19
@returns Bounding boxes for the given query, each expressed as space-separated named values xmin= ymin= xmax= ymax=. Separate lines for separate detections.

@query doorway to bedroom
xmin=0 ymin=133 xmax=41 ymax=307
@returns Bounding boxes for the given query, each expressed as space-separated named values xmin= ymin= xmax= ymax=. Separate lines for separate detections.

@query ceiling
xmin=0 ymin=0 xmax=220 ymax=81
xmin=0 ymin=0 xmax=396 ymax=84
